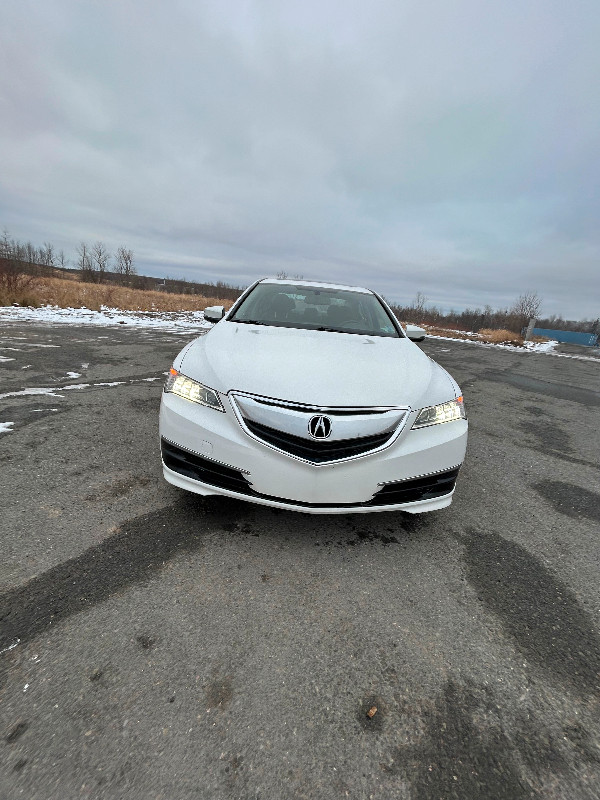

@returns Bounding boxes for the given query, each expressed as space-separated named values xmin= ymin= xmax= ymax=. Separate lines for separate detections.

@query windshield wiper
xmin=232 ymin=319 xmax=271 ymax=326
xmin=316 ymin=326 xmax=353 ymax=333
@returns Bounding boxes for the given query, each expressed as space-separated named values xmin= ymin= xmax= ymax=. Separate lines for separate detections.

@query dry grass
xmin=421 ymin=325 xmax=480 ymax=341
xmin=420 ymin=325 xmax=526 ymax=346
xmin=0 ymin=273 xmax=39 ymax=307
xmin=5 ymin=274 xmax=235 ymax=312
xmin=478 ymin=328 xmax=524 ymax=346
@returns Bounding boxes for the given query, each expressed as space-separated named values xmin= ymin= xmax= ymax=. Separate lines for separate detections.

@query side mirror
xmin=405 ymin=324 xmax=426 ymax=342
xmin=204 ymin=305 xmax=226 ymax=323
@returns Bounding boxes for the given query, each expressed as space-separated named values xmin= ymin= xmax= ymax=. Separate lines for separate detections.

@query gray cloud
xmin=1 ymin=0 xmax=599 ymax=318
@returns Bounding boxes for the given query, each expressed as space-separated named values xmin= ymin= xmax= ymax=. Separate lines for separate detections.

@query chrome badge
xmin=308 ymin=415 xmax=332 ymax=439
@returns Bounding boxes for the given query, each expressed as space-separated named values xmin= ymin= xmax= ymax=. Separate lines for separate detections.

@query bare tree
xmin=41 ymin=242 xmax=55 ymax=268
xmin=405 ymin=291 xmax=429 ymax=322
xmin=12 ymin=241 xmax=26 ymax=262
xmin=412 ymin=292 xmax=428 ymax=312
xmin=114 ymin=246 xmax=136 ymax=284
xmin=77 ymin=242 xmax=95 ymax=282
xmin=92 ymin=241 xmax=110 ymax=282
xmin=0 ymin=229 xmax=36 ymax=303
xmin=58 ymin=250 xmax=68 ymax=269
xmin=0 ymin=229 xmax=12 ymax=260
xmin=511 ymin=291 xmax=542 ymax=330
xmin=25 ymin=242 xmax=36 ymax=266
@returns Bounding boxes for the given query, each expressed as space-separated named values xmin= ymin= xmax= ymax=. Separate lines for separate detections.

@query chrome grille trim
xmin=229 ymin=392 xmax=406 ymax=415
xmin=228 ymin=392 xmax=409 ymax=465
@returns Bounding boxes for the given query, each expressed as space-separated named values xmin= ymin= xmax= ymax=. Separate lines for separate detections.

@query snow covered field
xmin=0 ymin=304 xmax=212 ymax=332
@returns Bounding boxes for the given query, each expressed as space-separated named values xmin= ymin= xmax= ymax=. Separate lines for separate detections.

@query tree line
xmin=1 ymin=229 xmax=137 ymax=286
xmin=75 ymin=241 xmax=136 ymax=284
xmin=0 ymin=228 xmax=244 ymax=300
xmin=388 ymin=290 xmax=598 ymax=335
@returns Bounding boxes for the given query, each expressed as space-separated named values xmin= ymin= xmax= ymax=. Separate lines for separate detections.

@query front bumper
xmin=159 ymin=392 xmax=468 ymax=514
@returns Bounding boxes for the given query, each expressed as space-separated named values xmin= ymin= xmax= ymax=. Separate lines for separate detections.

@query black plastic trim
xmin=368 ymin=467 xmax=460 ymax=506
xmin=161 ymin=439 xmax=253 ymax=493
xmin=163 ymin=438 xmax=460 ymax=509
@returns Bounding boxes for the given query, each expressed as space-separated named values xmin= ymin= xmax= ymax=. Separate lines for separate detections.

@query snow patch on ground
xmin=0 ymin=376 xmax=156 ymax=401
xmin=0 ymin=422 xmax=15 ymax=433
xmin=66 ymin=371 xmax=81 ymax=378
xmin=523 ymin=340 xmax=558 ymax=353
xmin=0 ymin=387 xmax=65 ymax=399
xmin=0 ymin=356 xmax=15 ymax=362
xmin=426 ymin=333 xmax=559 ymax=354
xmin=1 ymin=304 xmax=211 ymax=332
xmin=427 ymin=334 xmax=600 ymax=361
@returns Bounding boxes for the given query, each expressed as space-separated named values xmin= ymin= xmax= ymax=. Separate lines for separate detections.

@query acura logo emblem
xmin=308 ymin=415 xmax=332 ymax=439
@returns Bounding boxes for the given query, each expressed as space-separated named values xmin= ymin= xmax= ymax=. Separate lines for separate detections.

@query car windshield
xmin=228 ymin=283 xmax=401 ymax=338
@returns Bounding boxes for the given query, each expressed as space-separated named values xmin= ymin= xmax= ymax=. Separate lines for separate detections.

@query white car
xmin=159 ymin=279 xmax=467 ymax=514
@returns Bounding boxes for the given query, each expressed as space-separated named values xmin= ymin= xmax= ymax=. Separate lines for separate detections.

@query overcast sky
xmin=1 ymin=0 xmax=599 ymax=318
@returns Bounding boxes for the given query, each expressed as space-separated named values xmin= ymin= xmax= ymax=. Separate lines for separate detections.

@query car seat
xmin=268 ymin=293 xmax=295 ymax=320
xmin=326 ymin=299 xmax=361 ymax=327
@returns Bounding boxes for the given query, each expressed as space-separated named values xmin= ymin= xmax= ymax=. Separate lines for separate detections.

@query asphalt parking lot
xmin=1 ymin=322 xmax=599 ymax=800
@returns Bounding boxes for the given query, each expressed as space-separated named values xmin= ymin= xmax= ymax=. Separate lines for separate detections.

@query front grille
xmin=243 ymin=419 xmax=394 ymax=463
xmin=161 ymin=439 xmax=253 ymax=494
xmin=367 ymin=467 xmax=460 ymax=507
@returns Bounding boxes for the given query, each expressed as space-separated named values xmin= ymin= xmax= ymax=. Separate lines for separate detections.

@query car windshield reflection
xmin=229 ymin=282 xmax=401 ymax=338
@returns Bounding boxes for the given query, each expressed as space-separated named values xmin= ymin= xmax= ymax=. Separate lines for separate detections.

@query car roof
xmin=259 ymin=278 xmax=373 ymax=295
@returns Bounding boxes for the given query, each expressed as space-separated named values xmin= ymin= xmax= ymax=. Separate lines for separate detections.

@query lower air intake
xmin=161 ymin=439 xmax=253 ymax=494
xmin=367 ymin=467 xmax=460 ymax=507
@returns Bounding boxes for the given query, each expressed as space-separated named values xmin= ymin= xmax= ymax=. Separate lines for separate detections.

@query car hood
xmin=178 ymin=321 xmax=456 ymax=408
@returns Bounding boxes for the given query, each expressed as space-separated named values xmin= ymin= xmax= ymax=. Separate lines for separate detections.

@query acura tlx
xmin=159 ymin=279 xmax=467 ymax=514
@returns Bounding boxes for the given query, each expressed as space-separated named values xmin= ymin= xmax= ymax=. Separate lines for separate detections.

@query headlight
xmin=412 ymin=396 xmax=466 ymax=429
xmin=164 ymin=368 xmax=224 ymax=412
